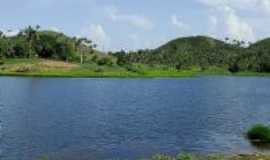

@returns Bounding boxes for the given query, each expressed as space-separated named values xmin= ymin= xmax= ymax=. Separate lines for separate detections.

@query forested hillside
xmin=1 ymin=26 xmax=270 ymax=75
xmin=112 ymin=36 xmax=270 ymax=73
xmin=0 ymin=26 xmax=115 ymax=66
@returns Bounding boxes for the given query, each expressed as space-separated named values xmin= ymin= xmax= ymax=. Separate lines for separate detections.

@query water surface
xmin=1 ymin=76 xmax=270 ymax=160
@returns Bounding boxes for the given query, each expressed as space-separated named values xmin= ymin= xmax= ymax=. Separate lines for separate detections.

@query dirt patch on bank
xmin=38 ymin=60 xmax=79 ymax=69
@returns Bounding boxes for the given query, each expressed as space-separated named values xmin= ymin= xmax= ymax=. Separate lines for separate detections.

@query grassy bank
xmin=150 ymin=154 xmax=270 ymax=160
xmin=0 ymin=59 xmax=199 ymax=78
xmin=0 ymin=59 xmax=270 ymax=78
xmin=38 ymin=154 xmax=270 ymax=160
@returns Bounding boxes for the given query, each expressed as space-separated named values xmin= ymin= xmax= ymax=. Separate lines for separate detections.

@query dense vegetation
xmin=38 ymin=153 xmax=270 ymax=160
xmin=1 ymin=26 xmax=270 ymax=77
xmin=150 ymin=153 xmax=270 ymax=160
xmin=247 ymin=124 xmax=270 ymax=143
xmin=0 ymin=26 xmax=116 ymax=66
xmin=112 ymin=36 xmax=270 ymax=73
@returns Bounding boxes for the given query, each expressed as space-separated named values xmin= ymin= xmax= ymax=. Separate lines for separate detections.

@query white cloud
xmin=106 ymin=6 xmax=154 ymax=30
xmin=2 ymin=29 xmax=20 ymax=37
xmin=171 ymin=15 xmax=189 ymax=30
xmin=197 ymin=0 xmax=226 ymax=8
xmin=48 ymin=26 xmax=61 ymax=32
xmin=81 ymin=24 xmax=110 ymax=51
xmin=198 ymin=0 xmax=256 ymax=41
xmin=258 ymin=0 xmax=270 ymax=14
xmin=224 ymin=8 xmax=255 ymax=41
xmin=198 ymin=0 xmax=270 ymax=15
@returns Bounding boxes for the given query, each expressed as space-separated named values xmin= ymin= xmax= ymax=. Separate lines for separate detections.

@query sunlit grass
xmin=1 ymin=58 xmax=270 ymax=78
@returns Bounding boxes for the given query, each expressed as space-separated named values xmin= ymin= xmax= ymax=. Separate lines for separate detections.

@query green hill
xmin=249 ymin=38 xmax=270 ymax=50
xmin=0 ymin=27 xmax=115 ymax=66
xmin=124 ymin=36 xmax=242 ymax=70
xmin=2 ymin=26 xmax=270 ymax=76
xmin=236 ymin=38 xmax=270 ymax=72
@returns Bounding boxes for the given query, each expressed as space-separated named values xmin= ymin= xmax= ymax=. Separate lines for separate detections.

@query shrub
xmin=15 ymin=65 xmax=32 ymax=72
xmin=152 ymin=154 xmax=173 ymax=160
xmin=125 ymin=64 xmax=144 ymax=74
xmin=176 ymin=154 xmax=194 ymax=160
xmin=152 ymin=153 xmax=195 ymax=160
xmin=0 ymin=60 xmax=4 ymax=65
xmin=247 ymin=124 xmax=270 ymax=143
xmin=94 ymin=68 xmax=104 ymax=73
xmin=228 ymin=63 xmax=239 ymax=73
xmin=97 ymin=57 xmax=113 ymax=66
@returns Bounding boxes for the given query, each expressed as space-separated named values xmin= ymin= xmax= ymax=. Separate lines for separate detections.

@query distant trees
xmin=2 ymin=26 xmax=270 ymax=73
xmin=73 ymin=37 xmax=97 ymax=64
xmin=111 ymin=50 xmax=129 ymax=66
xmin=22 ymin=25 xmax=40 ymax=58
xmin=0 ymin=25 xmax=97 ymax=63
xmin=97 ymin=57 xmax=113 ymax=66
xmin=110 ymin=36 xmax=270 ymax=73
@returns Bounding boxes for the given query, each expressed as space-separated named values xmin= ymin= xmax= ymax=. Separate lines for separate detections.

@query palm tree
xmin=75 ymin=37 xmax=96 ymax=64
xmin=35 ymin=25 xmax=41 ymax=31
xmin=23 ymin=26 xmax=39 ymax=58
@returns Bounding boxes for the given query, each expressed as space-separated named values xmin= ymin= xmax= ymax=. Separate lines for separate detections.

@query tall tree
xmin=75 ymin=37 xmax=95 ymax=64
xmin=23 ymin=26 xmax=39 ymax=58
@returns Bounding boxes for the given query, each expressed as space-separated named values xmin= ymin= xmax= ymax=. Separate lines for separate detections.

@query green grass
xmin=36 ymin=153 xmax=270 ymax=160
xmin=1 ymin=58 xmax=270 ymax=78
xmin=150 ymin=154 xmax=270 ymax=160
xmin=247 ymin=124 xmax=270 ymax=143
xmin=0 ymin=59 xmax=200 ymax=78
xmin=233 ymin=71 xmax=270 ymax=77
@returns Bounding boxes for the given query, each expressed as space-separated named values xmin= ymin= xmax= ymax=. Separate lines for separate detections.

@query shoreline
xmin=149 ymin=153 xmax=270 ymax=160
xmin=37 ymin=153 xmax=270 ymax=160
xmin=1 ymin=59 xmax=270 ymax=78
xmin=0 ymin=71 xmax=270 ymax=78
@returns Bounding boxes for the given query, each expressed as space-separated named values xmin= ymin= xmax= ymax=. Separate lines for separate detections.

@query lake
xmin=1 ymin=76 xmax=270 ymax=160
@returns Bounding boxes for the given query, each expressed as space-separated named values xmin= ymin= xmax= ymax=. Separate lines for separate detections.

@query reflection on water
xmin=0 ymin=76 xmax=270 ymax=160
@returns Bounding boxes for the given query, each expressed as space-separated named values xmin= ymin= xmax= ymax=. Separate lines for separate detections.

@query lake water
xmin=1 ymin=76 xmax=270 ymax=160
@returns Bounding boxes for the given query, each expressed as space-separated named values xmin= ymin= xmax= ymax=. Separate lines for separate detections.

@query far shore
xmin=37 ymin=153 xmax=270 ymax=160
xmin=1 ymin=58 xmax=270 ymax=78
xmin=1 ymin=70 xmax=270 ymax=79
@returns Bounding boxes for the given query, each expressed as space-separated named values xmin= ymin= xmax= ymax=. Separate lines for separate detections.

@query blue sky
xmin=1 ymin=0 xmax=270 ymax=51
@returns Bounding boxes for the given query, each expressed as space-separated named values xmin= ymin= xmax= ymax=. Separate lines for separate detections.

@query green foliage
xmin=0 ymin=26 xmax=96 ymax=63
xmin=2 ymin=26 xmax=270 ymax=74
xmin=97 ymin=57 xmax=113 ymax=66
xmin=247 ymin=124 xmax=270 ymax=143
xmin=0 ymin=59 xmax=4 ymax=65
xmin=152 ymin=154 xmax=174 ymax=160
xmin=125 ymin=64 xmax=141 ymax=73
xmin=111 ymin=50 xmax=129 ymax=66
xmin=176 ymin=154 xmax=195 ymax=160
xmin=15 ymin=65 xmax=33 ymax=72
xmin=111 ymin=36 xmax=245 ymax=72
xmin=91 ymin=55 xmax=98 ymax=62
xmin=111 ymin=36 xmax=270 ymax=73
xmin=94 ymin=68 xmax=104 ymax=73
xmin=150 ymin=153 xmax=270 ymax=160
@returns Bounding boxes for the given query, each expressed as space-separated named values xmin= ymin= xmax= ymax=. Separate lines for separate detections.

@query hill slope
xmin=126 ymin=36 xmax=242 ymax=70
xmin=249 ymin=38 xmax=270 ymax=50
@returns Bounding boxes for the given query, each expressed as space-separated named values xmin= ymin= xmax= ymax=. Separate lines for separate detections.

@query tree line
xmin=1 ymin=27 xmax=270 ymax=73
xmin=0 ymin=25 xmax=96 ymax=64
xmin=111 ymin=36 xmax=270 ymax=73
